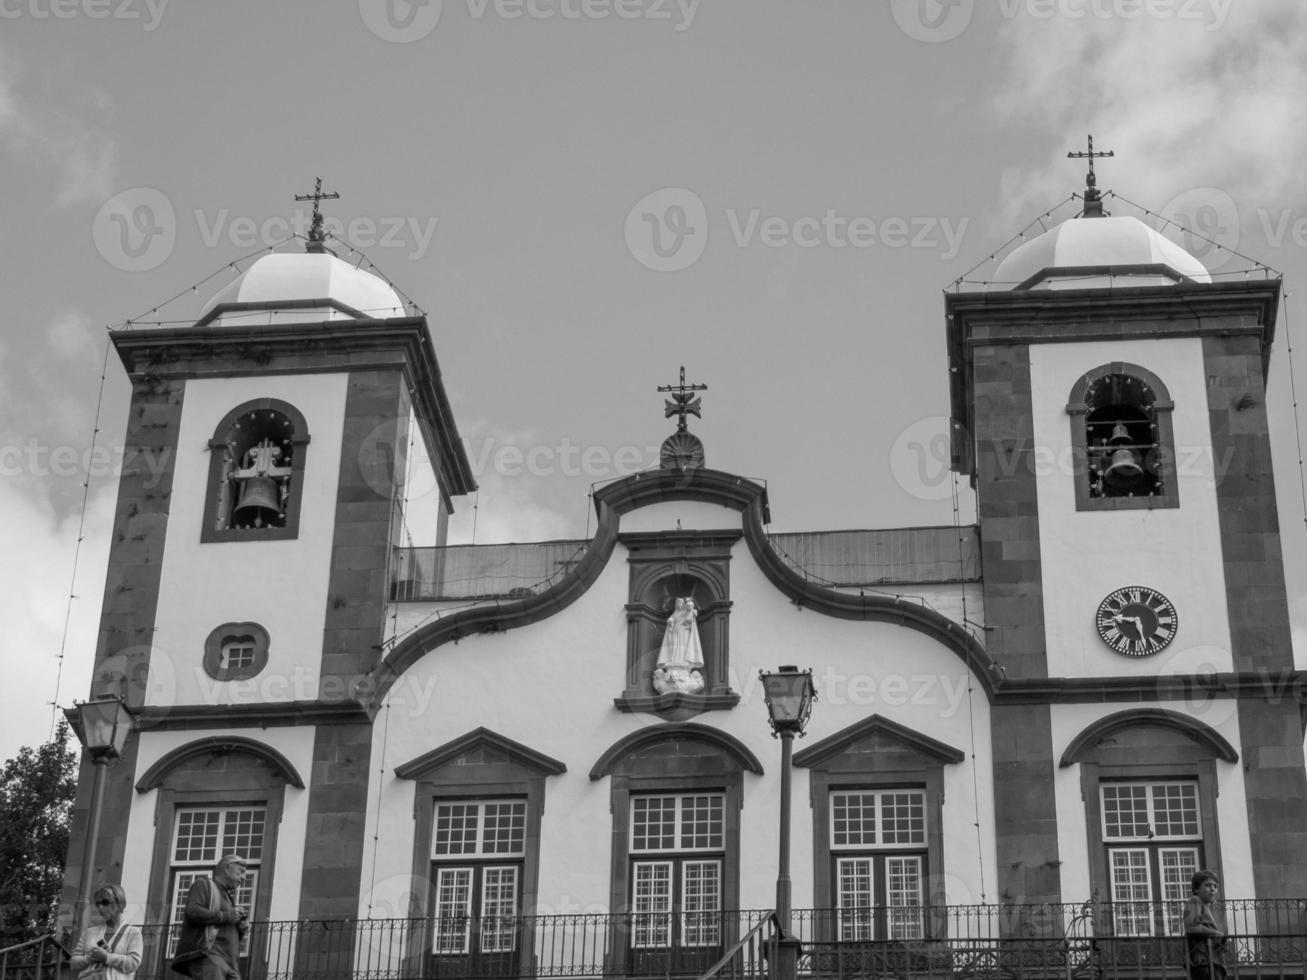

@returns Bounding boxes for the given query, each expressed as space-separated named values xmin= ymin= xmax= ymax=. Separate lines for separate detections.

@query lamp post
xmin=759 ymin=665 xmax=817 ymax=980
xmin=66 ymin=694 xmax=134 ymax=937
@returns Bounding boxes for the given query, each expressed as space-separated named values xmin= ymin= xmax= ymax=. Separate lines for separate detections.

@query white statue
xmin=653 ymin=597 xmax=705 ymax=695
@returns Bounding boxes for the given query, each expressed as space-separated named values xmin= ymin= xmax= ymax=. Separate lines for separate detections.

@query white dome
xmin=197 ymin=251 xmax=407 ymax=326
xmin=993 ymin=215 xmax=1211 ymax=290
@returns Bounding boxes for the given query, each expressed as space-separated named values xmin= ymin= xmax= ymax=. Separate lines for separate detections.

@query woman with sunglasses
xmin=71 ymin=884 xmax=143 ymax=980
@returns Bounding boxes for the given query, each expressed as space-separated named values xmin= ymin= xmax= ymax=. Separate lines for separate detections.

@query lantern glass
xmin=760 ymin=665 xmax=816 ymax=735
xmin=76 ymin=696 xmax=133 ymax=759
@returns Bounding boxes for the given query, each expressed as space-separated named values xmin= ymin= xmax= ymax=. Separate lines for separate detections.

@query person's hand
xmin=88 ymin=945 xmax=109 ymax=964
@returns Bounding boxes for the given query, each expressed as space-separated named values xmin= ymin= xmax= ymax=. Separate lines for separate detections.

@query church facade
xmin=60 ymin=190 xmax=1307 ymax=978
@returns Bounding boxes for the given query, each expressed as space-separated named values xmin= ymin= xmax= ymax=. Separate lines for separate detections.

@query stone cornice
xmin=110 ymin=317 xmax=476 ymax=503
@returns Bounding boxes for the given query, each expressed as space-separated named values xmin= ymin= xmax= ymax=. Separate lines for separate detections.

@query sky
xmin=2 ymin=0 xmax=1306 ymax=764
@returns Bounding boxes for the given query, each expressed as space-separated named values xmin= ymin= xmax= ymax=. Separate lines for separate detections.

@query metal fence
xmin=7 ymin=902 xmax=1305 ymax=980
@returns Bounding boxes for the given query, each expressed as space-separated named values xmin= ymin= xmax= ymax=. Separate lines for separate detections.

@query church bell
xmin=1101 ymin=421 xmax=1144 ymax=489
xmin=233 ymin=476 xmax=283 ymax=527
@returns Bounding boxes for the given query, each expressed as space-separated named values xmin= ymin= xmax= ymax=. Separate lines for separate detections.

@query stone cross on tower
xmin=295 ymin=177 xmax=341 ymax=253
xmin=657 ymin=366 xmax=708 ymax=471
xmin=1067 ymin=135 xmax=1114 ymax=217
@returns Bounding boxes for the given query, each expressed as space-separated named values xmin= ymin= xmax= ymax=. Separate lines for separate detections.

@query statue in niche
xmin=653 ymin=597 xmax=705 ymax=695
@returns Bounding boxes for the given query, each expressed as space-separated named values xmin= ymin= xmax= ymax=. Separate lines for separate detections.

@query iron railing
xmin=5 ymin=902 xmax=1305 ymax=980
xmin=0 ymin=934 xmax=66 ymax=980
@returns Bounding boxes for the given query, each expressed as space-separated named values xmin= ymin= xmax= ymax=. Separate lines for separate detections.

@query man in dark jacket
xmin=170 ymin=855 xmax=249 ymax=980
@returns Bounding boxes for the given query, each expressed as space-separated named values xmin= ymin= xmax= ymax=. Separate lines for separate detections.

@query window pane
xmin=836 ymin=858 xmax=874 ymax=942
xmin=681 ymin=861 xmax=721 ymax=946
xmin=1160 ymin=847 xmax=1200 ymax=935
xmin=632 ymin=862 xmax=672 ymax=947
xmin=221 ymin=808 xmax=266 ymax=862
xmin=480 ymin=867 xmax=519 ymax=953
xmin=434 ymin=803 xmax=480 ymax=857
xmin=881 ymin=793 xmax=926 ymax=846
xmin=1151 ymin=784 xmax=1200 ymax=838
xmin=886 ymin=857 xmax=924 ymax=940
xmin=1102 ymin=785 xmax=1151 ymax=839
xmin=482 ymin=802 xmax=527 ymax=854
xmin=433 ymin=868 xmax=472 ymax=954
xmin=174 ymin=811 xmax=221 ymax=864
xmin=1109 ymin=849 xmax=1154 ymax=936
xmin=632 ymin=798 xmax=677 ymax=852
xmin=832 ymin=793 xmax=876 ymax=849
xmin=680 ymin=796 xmax=724 ymax=851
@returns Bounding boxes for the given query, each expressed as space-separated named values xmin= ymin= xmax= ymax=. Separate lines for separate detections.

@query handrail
xmin=696 ymin=912 xmax=775 ymax=980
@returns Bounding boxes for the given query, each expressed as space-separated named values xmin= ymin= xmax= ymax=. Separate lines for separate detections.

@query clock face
xmin=1095 ymin=586 xmax=1178 ymax=657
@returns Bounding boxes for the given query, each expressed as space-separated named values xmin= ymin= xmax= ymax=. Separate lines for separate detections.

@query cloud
xmin=0 ymin=477 xmax=112 ymax=764
xmin=987 ymin=2 xmax=1307 ymax=228
xmin=0 ymin=41 xmax=119 ymax=209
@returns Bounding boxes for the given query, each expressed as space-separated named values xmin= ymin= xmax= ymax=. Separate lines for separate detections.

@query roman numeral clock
xmin=1095 ymin=586 xmax=1178 ymax=657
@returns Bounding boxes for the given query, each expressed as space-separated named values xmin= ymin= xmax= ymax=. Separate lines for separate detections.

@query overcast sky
xmin=3 ymin=0 xmax=1306 ymax=763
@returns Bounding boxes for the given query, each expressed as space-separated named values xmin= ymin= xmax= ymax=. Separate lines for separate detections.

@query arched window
xmin=1068 ymin=364 xmax=1177 ymax=510
xmin=202 ymin=399 xmax=310 ymax=542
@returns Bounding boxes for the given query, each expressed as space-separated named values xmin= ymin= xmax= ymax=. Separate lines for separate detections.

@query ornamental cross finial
xmin=294 ymin=177 xmax=341 ymax=252
xmin=1067 ymin=135 xmax=1114 ymax=217
xmin=657 ymin=366 xmax=708 ymax=433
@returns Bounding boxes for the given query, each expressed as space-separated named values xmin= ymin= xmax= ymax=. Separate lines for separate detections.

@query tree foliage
xmin=0 ymin=721 xmax=77 ymax=944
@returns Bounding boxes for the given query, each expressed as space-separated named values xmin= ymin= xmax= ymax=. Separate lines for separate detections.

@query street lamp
xmin=65 ymin=694 xmax=134 ymax=936
xmin=759 ymin=665 xmax=817 ymax=980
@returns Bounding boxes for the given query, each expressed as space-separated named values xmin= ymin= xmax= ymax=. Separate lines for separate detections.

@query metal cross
xmin=658 ymin=366 xmax=708 ymax=432
xmin=1067 ymin=135 xmax=1114 ymax=214
xmin=1067 ymin=134 xmax=1115 ymax=189
xmin=294 ymin=177 xmax=341 ymax=250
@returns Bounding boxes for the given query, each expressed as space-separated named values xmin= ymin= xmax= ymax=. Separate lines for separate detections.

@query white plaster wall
xmin=118 ymin=727 xmax=316 ymax=923
xmin=1029 ymin=339 xmax=1234 ymax=678
xmin=359 ymin=505 xmax=997 ymax=917
xmin=149 ymin=374 xmax=348 ymax=707
xmin=1049 ymin=703 xmax=1254 ymax=902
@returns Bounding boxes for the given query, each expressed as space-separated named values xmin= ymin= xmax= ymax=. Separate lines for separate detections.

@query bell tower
xmin=945 ymin=146 xmax=1307 ymax=904
xmin=68 ymin=205 xmax=476 ymax=926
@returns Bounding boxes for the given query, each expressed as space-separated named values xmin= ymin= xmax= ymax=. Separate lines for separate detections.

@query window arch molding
xmin=202 ymin=398 xmax=311 ymax=542
xmin=1062 ymin=709 xmax=1234 ymax=925
xmin=1066 ymin=362 xmax=1178 ymax=510
xmin=592 ymin=722 xmax=758 ymax=968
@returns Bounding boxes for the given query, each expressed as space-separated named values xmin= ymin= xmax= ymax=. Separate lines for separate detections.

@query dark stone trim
xmin=1059 ymin=709 xmax=1238 ymax=768
xmin=131 ymin=700 xmax=372 ymax=730
xmin=374 ymin=466 xmax=1001 ymax=710
xmin=201 ymin=621 xmax=271 ymax=680
xmin=111 ymin=316 xmax=475 ymax=505
xmin=613 ymin=693 xmax=742 ymax=715
xmin=946 ymin=279 xmax=1281 ymax=479
xmin=793 ymin=714 xmax=965 ymax=769
xmin=194 ymin=297 xmax=367 ymax=327
xmin=618 ymin=530 xmax=745 ymax=550
xmin=135 ymin=735 xmax=306 ymax=790
xmin=394 ymin=727 xmax=567 ymax=780
xmin=142 ymin=781 xmax=287 ymax=951
xmin=589 ymin=722 xmax=764 ymax=780
xmin=1079 ymin=759 xmax=1222 ymax=914
xmin=741 ymin=497 xmax=1000 ymax=698
xmin=990 ymin=670 xmax=1307 ymax=704
xmin=593 ymin=466 xmax=771 ymax=522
